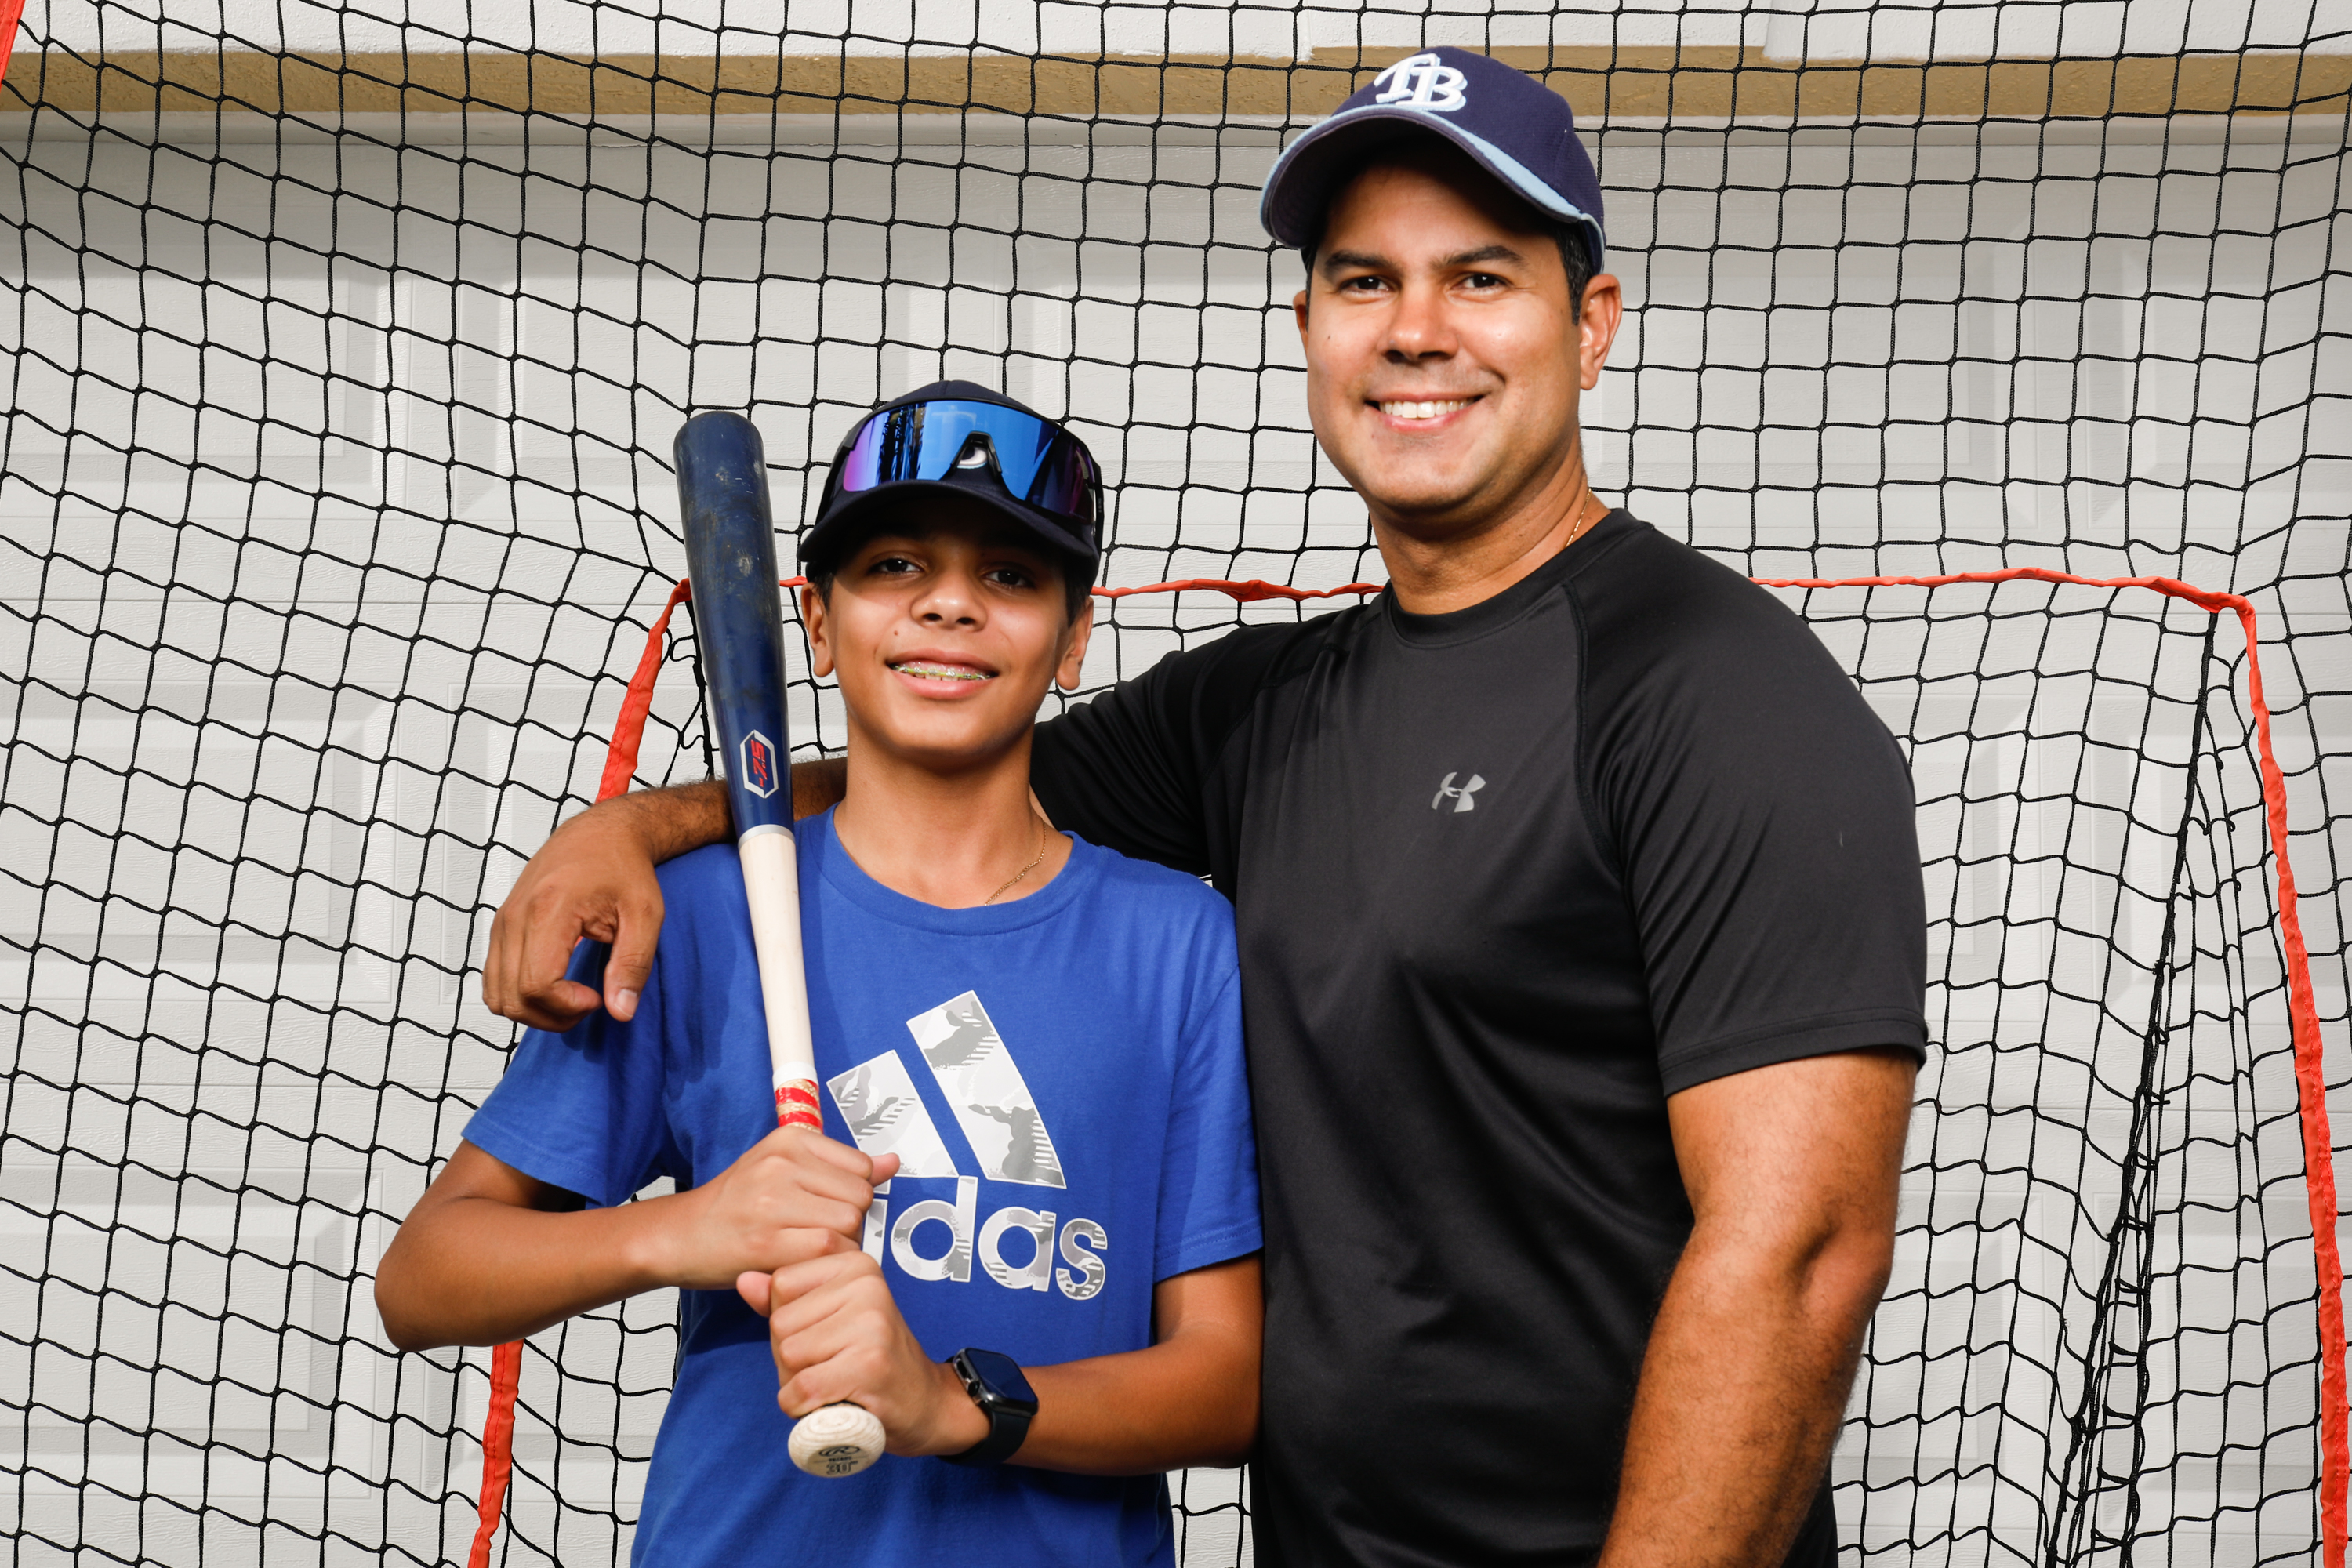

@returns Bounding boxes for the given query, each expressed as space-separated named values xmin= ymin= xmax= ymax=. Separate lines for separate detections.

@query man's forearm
xmin=792 ymin=756 xmax=848 ymax=821
xmin=571 ymin=759 xmax=840 ymax=855
xmin=481 ymin=760 xmax=854 ymax=1030
xmin=1597 ymin=1228 xmax=1884 ymax=1567
xmin=591 ymin=778 xmax=731 ymax=858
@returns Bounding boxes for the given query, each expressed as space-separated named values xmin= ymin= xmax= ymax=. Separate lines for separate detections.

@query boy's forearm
xmin=1015 ymin=1332 xmax=1258 ymax=1473
xmin=384 ymin=1131 xmax=884 ymax=1352
xmin=1014 ymin=1255 xmax=1261 ymax=1473
xmin=756 ymin=1253 xmax=1259 ymax=1472
xmin=376 ymin=1191 xmax=673 ymax=1352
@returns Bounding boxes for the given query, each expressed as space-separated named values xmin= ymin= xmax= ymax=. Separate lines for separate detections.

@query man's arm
xmin=1598 ymin=1047 xmax=1915 ymax=1568
xmin=482 ymin=762 xmax=845 ymax=1031
xmin=375 ymin=1125 xmax=891 ymax=1352
xmin=483 ymin=622 xmax=1283 ymax=1033
xmin=738 ymin=1252 xmax=1261 ymax=1472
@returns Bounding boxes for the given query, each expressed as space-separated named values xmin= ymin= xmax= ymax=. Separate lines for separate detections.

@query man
xmin=380 ymin=389 xmax=1262 ymax=1566
xmin=483 ymin=49 xmax=1926 ymax=1567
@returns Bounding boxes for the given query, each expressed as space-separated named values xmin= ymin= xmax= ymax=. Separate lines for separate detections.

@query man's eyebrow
xmin=1441 ymin=244 xmax=1528 ymax=269
xmin=1319 ymin=243 xmax=1530 ymax=276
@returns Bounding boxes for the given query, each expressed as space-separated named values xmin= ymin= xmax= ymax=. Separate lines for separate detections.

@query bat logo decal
xmin=740 ymin=730 xmax=779 ymax=798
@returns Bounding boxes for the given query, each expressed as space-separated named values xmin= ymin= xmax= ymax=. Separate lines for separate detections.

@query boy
xmin=376 ymin=383 xmax=1262 ymax=1566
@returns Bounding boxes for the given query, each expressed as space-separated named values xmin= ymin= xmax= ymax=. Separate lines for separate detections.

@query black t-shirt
xmin=1030 ymin=511 xmax=1927 ymax=1566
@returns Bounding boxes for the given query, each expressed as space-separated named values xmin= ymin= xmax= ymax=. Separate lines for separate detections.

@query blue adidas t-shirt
xmin=464 ymin=811 xmax=1259 ymax=1568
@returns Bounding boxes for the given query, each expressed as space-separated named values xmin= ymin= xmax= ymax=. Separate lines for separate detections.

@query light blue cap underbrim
xmin=1259 ymin=103 xmax=1606 ymax=270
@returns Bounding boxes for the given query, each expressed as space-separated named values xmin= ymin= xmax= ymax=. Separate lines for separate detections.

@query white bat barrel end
xmin=788 ymin=1401 xmax=887 ymax=1478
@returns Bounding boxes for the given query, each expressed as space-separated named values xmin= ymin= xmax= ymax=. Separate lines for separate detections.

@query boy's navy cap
xmin=800 ymin=379 xmax=1102 ymax=578
xmin=1259 ymin=48 xmax=1605 ymax=271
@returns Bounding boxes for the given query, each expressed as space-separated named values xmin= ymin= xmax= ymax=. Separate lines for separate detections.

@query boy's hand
xmin=736 ymin=1256 xmax=990 ymax=1459
xmin=658 ymin=1129 xmax=900 ymax=1290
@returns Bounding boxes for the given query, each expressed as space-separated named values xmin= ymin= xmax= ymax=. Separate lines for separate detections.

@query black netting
xmin=5 ymin=5 xmax=2349 ymax=1566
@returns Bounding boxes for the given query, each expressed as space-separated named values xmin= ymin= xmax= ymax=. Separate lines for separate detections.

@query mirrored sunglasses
xmin=829 ymin=399 xmax=1101 ymax=532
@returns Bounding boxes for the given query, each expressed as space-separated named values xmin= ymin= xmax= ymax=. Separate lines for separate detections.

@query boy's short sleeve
xmin=463 ymin=942 xmax=678 ymax=1207
xmin=1152 ymin=940 xmax=1262 ymax=1283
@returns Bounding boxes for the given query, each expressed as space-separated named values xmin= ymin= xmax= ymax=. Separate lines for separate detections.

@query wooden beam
xmin=2 ymin=47 xmax=2346 ymax=122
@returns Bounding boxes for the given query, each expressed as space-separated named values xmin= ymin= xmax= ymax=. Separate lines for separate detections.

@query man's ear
xmin=1577 ymin=273 xmax=1624 ymax=393
xmin=1055 ymin=593 xmax=1096 ymax=691
xmin=800 ymin=583 xmax=837 ymax=679
xmin=1293 ymin=286 xmax=1311 ymax=339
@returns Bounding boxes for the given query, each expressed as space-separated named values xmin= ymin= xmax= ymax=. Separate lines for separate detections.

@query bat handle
xmin=771 ymin=1086 xmax=887 ymax=1476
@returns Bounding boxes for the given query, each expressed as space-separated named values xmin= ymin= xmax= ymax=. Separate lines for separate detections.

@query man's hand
xmin=738 ymin=1254 xmax=989 ymax=1458
xmin=481 ymin=782 xmax=715 ymax=1029
xmin=483 ymin=763 xmax=851 ymax=1032
xmin=659 ymin=1127 xmax=899 ymax=1290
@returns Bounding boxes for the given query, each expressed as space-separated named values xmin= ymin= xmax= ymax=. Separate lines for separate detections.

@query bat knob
xmin=788 ymin=1401 xmax=887 ymax=1478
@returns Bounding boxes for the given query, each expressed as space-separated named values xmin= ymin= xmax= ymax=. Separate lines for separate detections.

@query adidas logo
xmin=826 ymin=991 xmax=1106 ymax=1300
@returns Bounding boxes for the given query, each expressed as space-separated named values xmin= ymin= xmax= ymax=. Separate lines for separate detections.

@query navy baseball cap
xmin=1260 ymin=48 xmax=1605 ymax=272
xmin=800 ymin=380 xmax=1104 ymax=579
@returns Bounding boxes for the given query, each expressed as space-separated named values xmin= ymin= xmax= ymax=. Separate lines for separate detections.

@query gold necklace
xmin=983 ymin=817 xmax=1051 ymax=906
xmin=1565 ymin=493 xmax=1606 ymax=549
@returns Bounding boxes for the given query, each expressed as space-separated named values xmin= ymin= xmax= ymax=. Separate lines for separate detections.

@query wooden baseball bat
xmin=677 ymin=410 xmax=887 ymax=1480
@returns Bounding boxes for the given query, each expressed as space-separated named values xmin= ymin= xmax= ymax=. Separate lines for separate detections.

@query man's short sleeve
xmin=1152 ymin=927 xmax=1262 ymax=1283
xmin=1031 ymin=624 xmax=1316 ymax=878
xmin=1582 ymin=556 xmax=1929 ymax=1096
xmin=463 ymin=942 xmax=678 ymax=1207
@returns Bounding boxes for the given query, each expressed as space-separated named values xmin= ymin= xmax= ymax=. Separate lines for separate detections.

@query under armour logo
xmin=1373 ymin=53 xmax=1468 ymax=113
xmin=1432 ymin=771 xmax=1486 ymax=813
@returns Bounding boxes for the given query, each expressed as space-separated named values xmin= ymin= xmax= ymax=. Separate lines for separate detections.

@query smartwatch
xmin=942 ymin=1348 xmax=1039 ymax=1467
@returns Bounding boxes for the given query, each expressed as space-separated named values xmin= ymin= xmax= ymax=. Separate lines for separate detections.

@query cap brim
xmin=1259 ymin=107 xmax=1605 ymax=270
xmin=797 ymin=475 xmax=1098 ymax=575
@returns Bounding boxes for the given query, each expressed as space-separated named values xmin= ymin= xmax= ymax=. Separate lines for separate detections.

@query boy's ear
xmin=800 ymin=583 xmax=836 ymax=679
xmin=1054 ymin=593 xmax=1095 ymax=692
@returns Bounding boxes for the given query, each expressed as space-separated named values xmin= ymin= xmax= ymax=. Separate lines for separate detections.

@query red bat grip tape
xmin=776 ymin=1081 xmax=823 ymax=1131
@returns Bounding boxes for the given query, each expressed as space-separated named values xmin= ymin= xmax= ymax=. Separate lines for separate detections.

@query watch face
xmin=963 ymin=1348 xmax=1038 ymax=1412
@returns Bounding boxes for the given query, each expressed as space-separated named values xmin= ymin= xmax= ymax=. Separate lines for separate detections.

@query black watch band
xmin=942 ymin=1348 xmax=1038 ymax=1468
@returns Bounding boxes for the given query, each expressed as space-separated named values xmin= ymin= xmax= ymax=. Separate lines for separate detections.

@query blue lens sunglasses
xmin=824 ymin=399 xmax=1102 ymax=541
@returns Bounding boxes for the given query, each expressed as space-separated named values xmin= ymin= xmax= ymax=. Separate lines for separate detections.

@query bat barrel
xmin=677 ymin=411 xmax=792 ymax=837
xmin=676 ymin=410 xmax=820 ymax=1129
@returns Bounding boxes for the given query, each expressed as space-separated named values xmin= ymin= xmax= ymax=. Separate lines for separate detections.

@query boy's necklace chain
xmin=984 ymin=817 xmax=1051 ymax=906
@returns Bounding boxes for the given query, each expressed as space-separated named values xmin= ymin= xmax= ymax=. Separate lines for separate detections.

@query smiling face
xmin=1294 ymin=141 xmax=1621 ymax=550
xmin=800 ymin=496 xmax=1094 ymax=776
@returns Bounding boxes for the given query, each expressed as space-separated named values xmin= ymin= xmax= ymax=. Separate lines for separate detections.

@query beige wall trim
xmin=2 ymin=48 xmax=2347 ymax=122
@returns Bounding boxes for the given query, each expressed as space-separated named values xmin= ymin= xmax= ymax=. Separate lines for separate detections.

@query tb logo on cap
xmin=1373 ymin=52 xmax=1468 ymax=113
